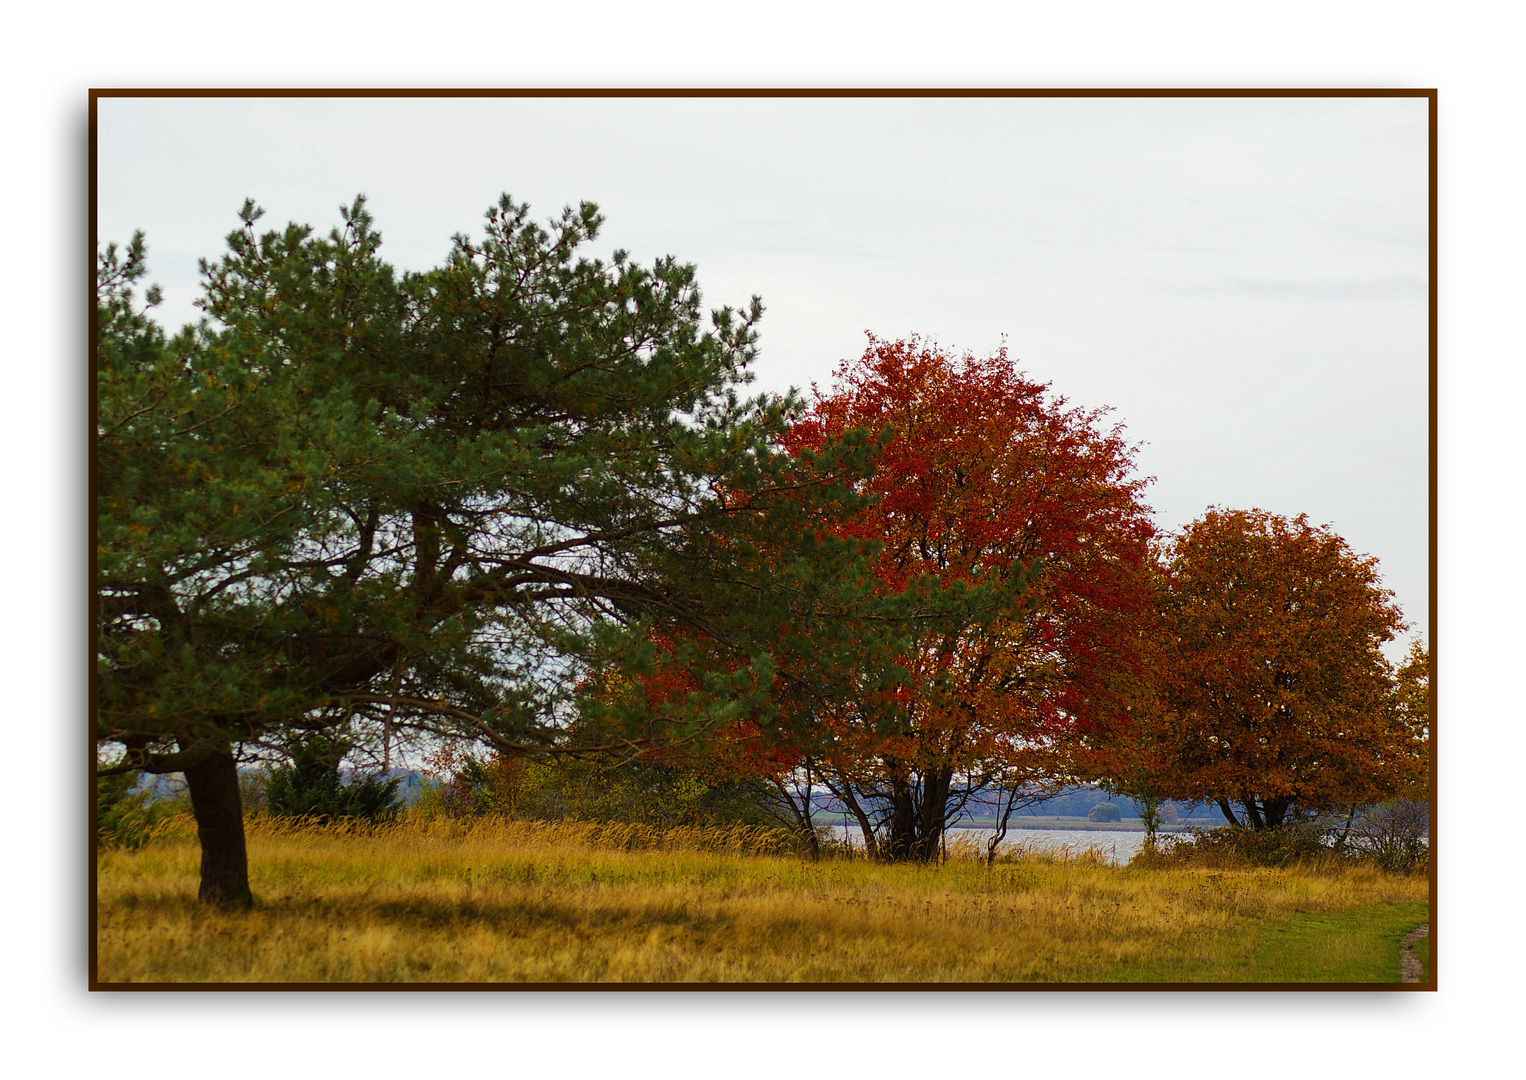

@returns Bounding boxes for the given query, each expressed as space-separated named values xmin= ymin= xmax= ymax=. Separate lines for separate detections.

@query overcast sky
xmin=98 ymin=94 xmax=1430 ymax=652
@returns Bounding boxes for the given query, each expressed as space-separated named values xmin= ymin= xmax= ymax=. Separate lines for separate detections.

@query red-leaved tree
xmin=782 ymin=337 xmax=1158 ymax=861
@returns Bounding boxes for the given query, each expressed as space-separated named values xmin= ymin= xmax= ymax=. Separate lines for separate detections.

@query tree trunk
xmin=183 ymin=747 xmax=253 ymax=907
xmin=987 ymin=785 xmax=1022 ymax=867
xmin=884 ymin=779 xmax=919 ymax=861
xmin=884 ymin=769 xmax=951 ymax=863
xmin=828 ymin=773 xmax=879 ymax=860
xmin=1240 ymin=792 xmax=1265 ymax=830
xmin=916 ymin=768 xmax=952 ymax=863
xmin=1217 ymin=798 xmax=1242 ymax=827
xmin=1137 ymin=793 xmax=1163 ymax=845
xmin=769 ymin=772 xmax=821 ymax=860
xmin=1335 ymin=806 xmax=1356 ymax=851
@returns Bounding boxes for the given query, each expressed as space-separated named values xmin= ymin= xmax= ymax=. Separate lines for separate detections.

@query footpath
xmin=1399 ymin=924 xmax=1430 ymax=983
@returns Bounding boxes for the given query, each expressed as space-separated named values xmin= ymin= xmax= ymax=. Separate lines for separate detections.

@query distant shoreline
xmin=939 ymin=817 xmax=1224 ymax=833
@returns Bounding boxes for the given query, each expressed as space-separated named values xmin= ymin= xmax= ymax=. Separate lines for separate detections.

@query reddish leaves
xmin=789 ymin=337 xmax=1158 ymax=812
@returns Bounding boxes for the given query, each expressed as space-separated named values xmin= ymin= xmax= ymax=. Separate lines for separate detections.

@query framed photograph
xmin=92 ymin=90 xmax=1433 ymax=988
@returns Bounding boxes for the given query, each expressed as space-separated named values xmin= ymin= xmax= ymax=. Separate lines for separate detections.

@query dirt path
xmin=1399 ymin=924 xmax=1429 ymax=983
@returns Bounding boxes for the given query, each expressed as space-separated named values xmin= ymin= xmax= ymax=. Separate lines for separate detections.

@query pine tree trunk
xmin=183 ymin=747 xmax=253 ymax=907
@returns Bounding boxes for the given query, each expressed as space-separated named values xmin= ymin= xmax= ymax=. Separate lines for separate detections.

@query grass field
xmin=94 ymin=815 xmax=1429 ymax=984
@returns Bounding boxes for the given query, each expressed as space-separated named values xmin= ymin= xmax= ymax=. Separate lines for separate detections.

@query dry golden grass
xmin=95 ymin=814 xmax=1428 ymax=984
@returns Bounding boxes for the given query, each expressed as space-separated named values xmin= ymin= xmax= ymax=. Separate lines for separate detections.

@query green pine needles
xmin=97 ymin=196 xmax=994 ymax=859
xmin=264 ymin=734 xmax=401 ymax=824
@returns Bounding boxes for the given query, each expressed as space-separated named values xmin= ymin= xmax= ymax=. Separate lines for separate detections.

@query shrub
xmin=417 ymin=749 xmax=778 ymax=829
xmin=95 ymin=770 xmax=182 ymax=851
xmin=266 ymin=734 xmax=401 ymax=824
xmin=1135 ymin=822 xmax=1329 ymax=869
xmin=238 ymin=767 xmax=271 ymax=812
xmin=1087 ymin=802 xmax=1122 ymax=823
xmin=1135 ymin=806 xmax=1429 ymax=873
xmin=1344 ymin=800 xmax=1429 ymax=872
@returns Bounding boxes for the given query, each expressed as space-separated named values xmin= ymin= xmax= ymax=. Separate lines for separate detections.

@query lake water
xmin=821 ymin=823 xmax=1428 ymax=865
xmin=821 ymin=824 xmax=1154 ymax=865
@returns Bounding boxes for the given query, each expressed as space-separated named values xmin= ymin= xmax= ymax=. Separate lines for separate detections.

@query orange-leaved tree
xmin=783 ymin=336 xmax=1158 ymax=861
xmin=1390 ymin=638 xmax=1431 ymax=802
xmin=1150 ymin=508 xmax=1417 ymax=829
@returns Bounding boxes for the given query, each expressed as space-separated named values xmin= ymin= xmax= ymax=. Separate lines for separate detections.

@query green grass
xmin=1253 ymin=904 xmax=1428 ymax=982
xmin=1075 ymin=900 xmax=1429 ymax=983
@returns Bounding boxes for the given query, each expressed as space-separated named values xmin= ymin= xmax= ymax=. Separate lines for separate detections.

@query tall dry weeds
xmin=96 ymin=812 xmax=1427 ymax=984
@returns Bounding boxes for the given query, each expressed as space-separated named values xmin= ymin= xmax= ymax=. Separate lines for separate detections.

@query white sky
xmin=100 ymin=94 xmax=1430 ymax=652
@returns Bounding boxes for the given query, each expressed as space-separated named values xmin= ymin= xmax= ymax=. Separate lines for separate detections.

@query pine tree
xmin=264 ymin=733 xmax=400 ymax=824
xmin=95 ymin=195 xmax=905 ymax=904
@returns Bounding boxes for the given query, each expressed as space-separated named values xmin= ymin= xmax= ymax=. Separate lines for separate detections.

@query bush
xmin=1135 ymin=822 xmax=1330 ymax=869
xmin=418 ymin=750 xmax=779 ymax=829
xmin=1134 ymin=806 xmax=1429 ymax=873
xmin=238 ymin=767 xmax=271 ymax=812
xmin=1087 ymin=802 xmax=1122 ymax=823
xmin=95 ymin=770 xmax=182 ymax=851
xmin=266 ymin=734 xmax=401 ymax=824
xmin=1342 ymin=800 xmax=1429 ymax=872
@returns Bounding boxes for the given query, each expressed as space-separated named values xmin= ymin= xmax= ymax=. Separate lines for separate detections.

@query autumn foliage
xmin=98 ymin=187 xmax=1432 ymax=909
xmin=1137 ymin=509 xmax=1421 ymax=828
xmin=1390 ymin=639 xmax=1431 ymax=802
xmin=778 ymin=337 xmax=1159 ymax=859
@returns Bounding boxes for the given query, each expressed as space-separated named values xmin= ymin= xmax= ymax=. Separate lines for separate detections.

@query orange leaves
xmin=1153 ymin=508 xmax=1414 ymax=819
